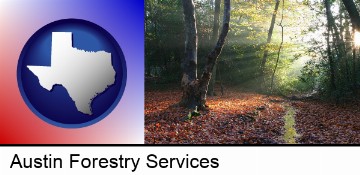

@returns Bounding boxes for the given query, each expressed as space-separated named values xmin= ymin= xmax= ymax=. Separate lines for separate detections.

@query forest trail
xmin=145 ymin=89 xmax=360 ymax=144
xmin=283 ymin=105 xmax=298 ymax=144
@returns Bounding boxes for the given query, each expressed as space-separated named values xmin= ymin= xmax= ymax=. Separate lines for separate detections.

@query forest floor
xmin=145 ymin=89 xmax=360 ymax=144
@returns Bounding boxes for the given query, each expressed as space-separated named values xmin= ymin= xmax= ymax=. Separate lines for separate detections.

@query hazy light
xmin=355 ymin=31 xmax=360 ymax=47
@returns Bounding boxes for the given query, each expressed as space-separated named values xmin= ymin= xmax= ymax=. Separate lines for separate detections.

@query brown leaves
xmin=145 ymin=89 xmax=360 ymax=144
xmin=145 ymin=89 xmax=285 ymax=144
xmin=293 ymin=100 xmax=360 ymax=144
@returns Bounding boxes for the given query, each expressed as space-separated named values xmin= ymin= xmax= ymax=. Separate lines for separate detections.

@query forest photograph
xmin=145 ymin=0 xmax=360 ymax=144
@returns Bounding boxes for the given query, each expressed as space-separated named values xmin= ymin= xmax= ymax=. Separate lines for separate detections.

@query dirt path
xmin=283 ymin=105 xmax=298 ymax=144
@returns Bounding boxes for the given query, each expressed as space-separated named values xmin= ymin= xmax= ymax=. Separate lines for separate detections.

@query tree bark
xmin=325 ymin=0 xmax=337 ymax=92
xmin=342 ymin=0 xmax=360 ymax=31
xmin=353 ymin=44 xmax=357 ymax=90
xmin=180 ymin=0 xmax=198 ymax=108
xmin=180 ymin=0 xmax=230 ymax=109
xmin=353 ymin=28 xmax=358 ymax=92
xmin=270 ymin=0 xmax=284 ymax=92
xmin=261 ymin=0 xmax=280 ymax=70
xmin=208 ymin=0 xmax=221 ymax=96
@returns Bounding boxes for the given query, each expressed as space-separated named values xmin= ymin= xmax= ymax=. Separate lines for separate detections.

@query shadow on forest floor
xmin=145 ymin=89 xmax=287 ymax=144
xmin=145 ymin=88 xmax=360 ymax=144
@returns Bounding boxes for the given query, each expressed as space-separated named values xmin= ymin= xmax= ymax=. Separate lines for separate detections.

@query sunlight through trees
xmin=355 ymin=31 xmax=360 ymax=47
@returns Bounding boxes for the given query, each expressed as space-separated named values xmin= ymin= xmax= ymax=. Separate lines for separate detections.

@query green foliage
xmin=285 ymin=59 xmax=321 ymax=94
xmin=145 ymin=0 xmax=184 ymax=81
xmin=296 ymin=0 xmax=360 ymax=101
xmin=186 ymin=107 xmax=201 ymax=120
xmin=145 ymin=0 xmax=360 ymax=101
xmin=145 ymin=0 xmax=216 ymax=85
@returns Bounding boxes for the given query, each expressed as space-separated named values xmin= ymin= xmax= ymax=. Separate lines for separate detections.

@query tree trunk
xmin=208 ymin=0 xmax=221 ymax=96
xmin=208 ymin=63 xmax=218 ymax=96
xmin=342 ymin=0 xmax=360 ymax=92
xmin=342 ymin=0 xmax=360 ymax=31
xmin=212 ymin=0 xmax=221 ymax=46
xmin=325 ymin=0 xmax=337 ymax=92
xmin=270 ymin=0 xmax=284 ymax=92
xmin=180 ymin=0 xmax=231 ymax=109
xmin=180 ymin=0 xmax=198 ymax=108
xmin=327 ymin=1 xmax=346 ymax=55
xmin=339 ymin=2 xmax=345 ymax=41
xmin=261 ymin=0 xmax=280 ymax=89
xmin=353 ymin=28 xmax=358 ymax=92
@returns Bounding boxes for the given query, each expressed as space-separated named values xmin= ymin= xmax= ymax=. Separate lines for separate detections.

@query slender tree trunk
xmin=353 ymin=47 xmax=357 ymax=89
xmin=325 ymin=0 xmax=337 ymax=92
xmin=327 ymin=2 xmax=347 ymax=55
xmin=328 ymin=0 xmax=351 ymax=87
xmin=353 ymin=28 xmax=358 ymax=92
xmin=198 ymin=0 xmax=230 ymax=107
xmin=270 ymin=0 xmax=284 ymax=92
xmin=345 ymin=19 xmax=352 ymax=53
xmin=261 ymin=0 xmax=280 ymax=69
xmin=180 ymin=0 xmax=231 ymax=109
xmin=339 ymin=2 xmax=345 ymax=41
xmin=212 ymin=0 xmax=221 ymax=46
xmin=261 ymin=0 xmax=280 ymax=89
xmin=208 ymin=0 xmax=221 ymax=96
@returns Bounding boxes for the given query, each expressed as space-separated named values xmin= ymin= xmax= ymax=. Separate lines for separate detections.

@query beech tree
xmin=180 ymin=0 xmax=230 ymax=109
